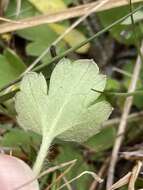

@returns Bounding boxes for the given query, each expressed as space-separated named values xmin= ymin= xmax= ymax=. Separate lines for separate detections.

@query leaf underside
xmin=15 ymin=58 xmax=112 ymax=142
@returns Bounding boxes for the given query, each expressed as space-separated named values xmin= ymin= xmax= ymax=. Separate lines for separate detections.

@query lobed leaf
xmin=15 ymin=58 xmax=112 ymax=142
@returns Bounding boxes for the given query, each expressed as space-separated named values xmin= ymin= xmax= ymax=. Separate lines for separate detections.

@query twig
xmin=89 ymin=157 xmax=110 ymax=190
xmin=0 ymin=17 xmax=21 ymax=23
xmin=102 ymin=111 xmax=143 ymax=129
xmin=112 ymin=67 xmax=132 ymax=77
xmin=120 ymin=150 xmax=143 ymax=161
xmin=109 ymin=172 xmax=132 ymax=190
xmin=38 ymin=160 xmax=76 ymax=176
xmin=45 ymin=161 xmax=75 ymax=190
xmin=109 ymin=161 xmax=143 ymax=190
xmin=57 ymin=171 xmax=103 ymax=190
xmin=0 ymin=0 xmax=142 ymax=34
xmin=128 ymin=160 xmax=143 ymax=190
xmin=62 ymin=177 xmax=73 ymax=190
xmin=106 ymin=41 xmax=143 ymax=189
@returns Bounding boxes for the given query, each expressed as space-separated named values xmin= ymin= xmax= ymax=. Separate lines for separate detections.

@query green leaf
xmin=1 ymin=128 xmax=40 ymax=153
xmin=17 ymin=25 xmax=66 ymax=64
xmin=15 ymin=58 xmax=112 ymax=174
xmin=5 ymin=0 xmax=37 ymax=19
xmin=106 ymin=78 xmax=120 ymax=91
xmin=63 ymin=0 xmax=73 ymax=6
xmin=85 ymin=127 xmax=116 ymax=152
xmin=17 ymin=25 xmax=57 ymax=42
xmin=0 ymin=49 xmax=26 ymax=88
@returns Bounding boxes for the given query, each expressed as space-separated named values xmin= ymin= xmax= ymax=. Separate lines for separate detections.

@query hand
xmin=0 ymin=154 xmax=39 ymax=190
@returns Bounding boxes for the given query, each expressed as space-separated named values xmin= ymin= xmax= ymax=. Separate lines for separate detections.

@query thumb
xmin=0 ymin=154 xmax=39 ymax=190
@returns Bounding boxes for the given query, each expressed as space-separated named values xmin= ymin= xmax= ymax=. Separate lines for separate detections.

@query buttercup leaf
xmin=15 ymin=58 xmax=112 ymax=175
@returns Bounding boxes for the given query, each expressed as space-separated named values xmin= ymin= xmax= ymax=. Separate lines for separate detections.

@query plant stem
xmin=33 ymin=135 xmax=52 ymax=176
xmin=92 ymin=89 xmax=143 ymax=97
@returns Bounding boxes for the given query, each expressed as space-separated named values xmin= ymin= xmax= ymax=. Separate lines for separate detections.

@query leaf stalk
xmin=33 ymin=135 xmax=52 ymax=176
